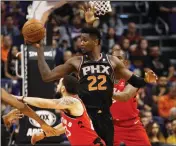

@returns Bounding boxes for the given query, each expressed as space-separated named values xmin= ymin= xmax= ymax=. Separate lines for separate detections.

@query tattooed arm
xmin=16 ymin=96 xmax=80 ymax=110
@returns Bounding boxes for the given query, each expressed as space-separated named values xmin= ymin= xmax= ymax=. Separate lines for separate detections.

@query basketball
xmin=22 ymin=19 xmax=45 ymax=43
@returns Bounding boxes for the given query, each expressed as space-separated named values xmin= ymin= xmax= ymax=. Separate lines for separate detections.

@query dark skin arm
xmin=32 ymin=42 xmax=79 ymax=82
xmin=113 ymin=84 xmax=138 ymax=102
xmin=1 ymin=88 xmax=58 ymax=136
xmin=110 ymin=55 xmax=133 ymax=80
xmin=109 ymin=55 xmax=157 ymax=85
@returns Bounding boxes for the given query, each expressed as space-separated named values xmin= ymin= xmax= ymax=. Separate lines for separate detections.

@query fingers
xmin=80 ymin=2 xmax=94 ymax=12
xmin=16 ymin=114 xmax=24 ymax=119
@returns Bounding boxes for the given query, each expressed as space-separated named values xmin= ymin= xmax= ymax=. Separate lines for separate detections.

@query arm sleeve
xmin=127 ymin=74 xmax=147 ymax=88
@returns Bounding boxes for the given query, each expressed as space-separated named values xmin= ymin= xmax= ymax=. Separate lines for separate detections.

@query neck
xmin=62 ymin=92 xmax=75 ymax=98
xmin=88 ymin=46 xmax=101 ymax=61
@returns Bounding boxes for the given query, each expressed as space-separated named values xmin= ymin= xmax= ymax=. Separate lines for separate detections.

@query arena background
xmin=1 ymin=1 xmax=176 ymax=146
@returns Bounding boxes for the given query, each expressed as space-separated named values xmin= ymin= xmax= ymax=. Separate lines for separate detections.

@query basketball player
xmin=32 ymin=27 xmax=157 ymax=145
xmin=1 ymin=88 xmax=57 ymax=136
xmin=110 ymin=49 xmax=151 ymax=146
xmin=16 ymin=75 xmax=105 ymax=146
xmin=30 ymin=5 xmax=157 ymax=145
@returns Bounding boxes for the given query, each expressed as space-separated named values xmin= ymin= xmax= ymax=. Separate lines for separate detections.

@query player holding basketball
xmin=111 ymin=49 xmax=151 ymax=146
xmin=29 ymin=5 xmax=157 ymax=146
xmin=16 ymin=75 xmax=105 ymax=146
xmin=1 ymin=88 xmax=57 ymax=136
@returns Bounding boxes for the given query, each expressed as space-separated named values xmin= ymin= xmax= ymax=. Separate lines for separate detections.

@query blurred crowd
xmin=1 ymin=1 xmax=176 ymax=146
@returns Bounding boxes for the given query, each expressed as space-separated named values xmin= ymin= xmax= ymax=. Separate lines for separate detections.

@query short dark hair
xmin=62 ymin=75 xmax=78 ymax=94
xmin=112 ymin=48 xmax=129 ymax=60
xmin=81 ymin=27 xmax=101 ymax=44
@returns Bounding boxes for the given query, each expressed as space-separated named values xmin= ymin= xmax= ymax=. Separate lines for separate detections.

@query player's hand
xmin=41 ymin=123 xmax=58 ymax=137
xmin=25 ymin=39 xmax=44 ymax=51
xmin=31 ymin=40 xmax=44 ymax=50
xmin=80 ymin=2 xmax=99 ymax=24
xmin=3 ymin=109 xmax=24 ymax=128
xmin=144 ymin=70 xmax=158 ymax=83
xmin=31 ymin=132 xmax=45 ymax=145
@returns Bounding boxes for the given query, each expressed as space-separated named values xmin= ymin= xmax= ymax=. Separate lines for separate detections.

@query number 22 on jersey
xmin=87 ymin=75 xmax=107 ymax=91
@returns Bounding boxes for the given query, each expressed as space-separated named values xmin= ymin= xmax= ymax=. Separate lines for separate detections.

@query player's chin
xmin=81 ymin=48 xmax=87 ymax=54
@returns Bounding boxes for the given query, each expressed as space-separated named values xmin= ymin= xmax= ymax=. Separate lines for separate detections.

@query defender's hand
xmin=41 ymin=123 xmax=58 ymax=137
xmin=144 ymin=70 xmax=158 ymax=83
xmin=80 ymin=3 xmax=99 ymax=24
xmin=31 ymin=132 xmax=45 ymax=145
xmin=3 ymin=109 xmax=24 ymax=128
xmin=31 ymin=40 xmax=44 ymax=50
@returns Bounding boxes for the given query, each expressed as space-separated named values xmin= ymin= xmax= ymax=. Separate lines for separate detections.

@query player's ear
xmin=94 ymin=39 xmax=98 ymax=45
xmin=61 ymin=86 xmax=66 ymax=94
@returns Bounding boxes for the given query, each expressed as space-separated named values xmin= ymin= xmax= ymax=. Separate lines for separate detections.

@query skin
xmin=2 ymin=109 xmax=24 ymax=128
xmin=32 ymin=33 xmax=157 ymax=84
xmin=30 ymin=3 xmax=157 ymax=85
xmin=111 ymin=49 xmax=157 ymax=101
xmin=1 ymin=88 xmax=58 ymax=136
xmin=111 ymin=49 xmax=138 ymax=101
xmin=16 ymin=78 xmax=86 ymax=145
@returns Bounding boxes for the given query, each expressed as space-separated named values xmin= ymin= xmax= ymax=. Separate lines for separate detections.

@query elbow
xmin=42 ymin=77 xmax=51 ymax=82
xmin=41 ymin=75 xmax=52 ymax=82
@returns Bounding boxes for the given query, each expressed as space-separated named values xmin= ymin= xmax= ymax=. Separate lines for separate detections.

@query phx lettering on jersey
xmin=82 ymin=65 xmax=110 ymax=76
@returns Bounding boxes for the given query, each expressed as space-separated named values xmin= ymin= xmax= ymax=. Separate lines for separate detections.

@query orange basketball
xmin=22 ymin=19 xmax=45 ymax=43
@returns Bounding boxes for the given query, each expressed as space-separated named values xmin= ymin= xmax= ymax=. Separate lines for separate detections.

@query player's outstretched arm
xmin=40 ymin=1 xmax=67 ymax=25
xmin=1 ymin=88 xmax=58 ymax=136
xmin=112 ymin=84 xmax=138 ymax=101
xmin=110 ymin=55 xmax=157 ymax=88
xmin=17 ymin=96 xmax=78 ymax=110
xmin=31 ymin=123 xmax=65 ymax=145
xmin=31 ymin=41 xmax=77 ymax=82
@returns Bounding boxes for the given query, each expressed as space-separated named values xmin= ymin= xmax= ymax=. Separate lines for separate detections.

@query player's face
xmin=80 ymin=33 xmax=96 ymax=54
xmin=112 ymin=50 xmax=127 ymax=66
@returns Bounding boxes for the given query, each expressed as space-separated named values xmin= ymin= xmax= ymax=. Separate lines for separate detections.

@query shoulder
xmin=66 ymin=56 xmax=82 ymax=65
xmin=54 ymin=97 xmax=80 ymax=105
xmin=65 ymin=56 xmax=82 ymax=70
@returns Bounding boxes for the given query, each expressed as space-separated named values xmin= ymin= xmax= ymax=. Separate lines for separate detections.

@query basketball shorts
xmin=88 ymin=109 xmax=114 ymax=146
xmin=113 ymin=118 xmax=151 ymax=146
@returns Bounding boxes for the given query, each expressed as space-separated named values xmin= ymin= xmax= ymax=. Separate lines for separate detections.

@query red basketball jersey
xmin=110 ymin=79 xmax=139 ymax=121
xmin=61 ymin=97 xmax=103 ymax=145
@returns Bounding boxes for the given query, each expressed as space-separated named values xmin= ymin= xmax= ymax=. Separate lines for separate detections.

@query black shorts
xmin=88 ymin=109 xmax=114 ymax=146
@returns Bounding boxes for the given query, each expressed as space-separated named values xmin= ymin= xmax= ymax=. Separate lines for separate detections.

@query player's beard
xmin=56 ymin=88 xmax=63 ymax=99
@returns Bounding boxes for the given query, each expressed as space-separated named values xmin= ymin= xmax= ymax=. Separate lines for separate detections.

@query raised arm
xmin=110 ymin=55 xmax=157 ymax=88
xmin=113 ymin=84 xmax=138 ymax=102
xmin=17 ymin=96 xmax=79 ymax=110
xmin=31 ymin=42 xmax=77 ymax=82
xmin=1 ymin=88 xmax=57 ymax=136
